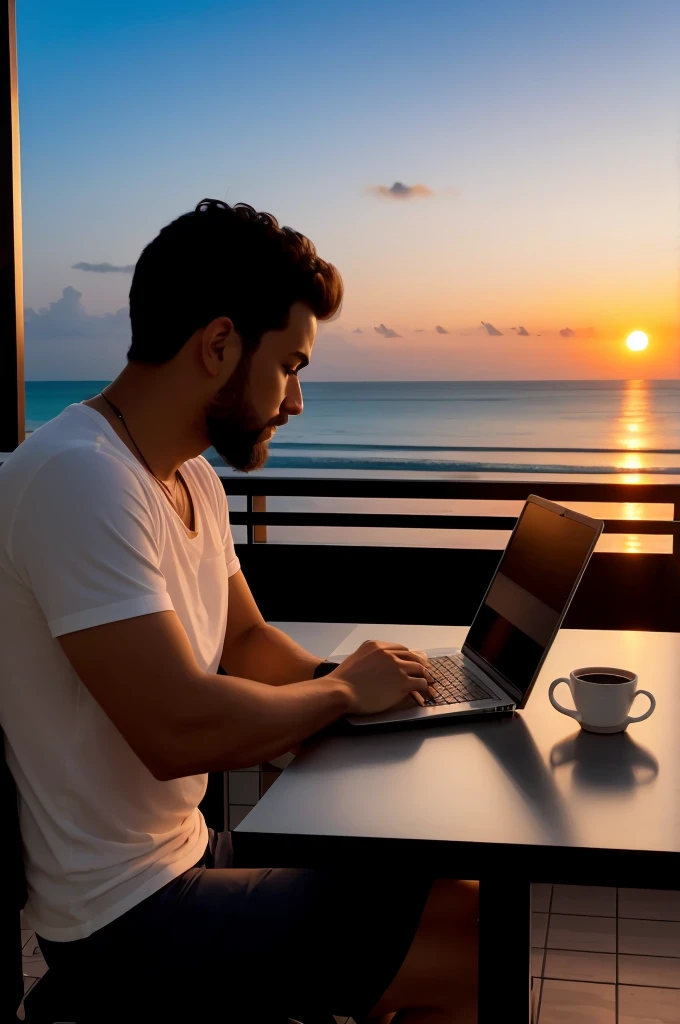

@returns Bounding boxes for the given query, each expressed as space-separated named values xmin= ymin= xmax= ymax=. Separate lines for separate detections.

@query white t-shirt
xmin=0 ymin=403 xmax=240 ymax=941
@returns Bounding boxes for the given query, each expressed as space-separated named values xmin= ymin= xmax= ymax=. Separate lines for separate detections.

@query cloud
xmin=558 ymin=326 xmax=597 ymax=339
xmin=374 ymin=323 xmax=402 ymax=338
xmin=367 ymin=181 xmax=435 ymax=200
xmin=23 ymin=286 xmax=131 ymax=378
xmin=351 ymin=327 xmax=363 ymax=334
xmin=414 ymin=329 xmax=425 ymax=332
xmin=24 ymin=286 xmax=130 ymax=342
xmin=511 ymin=325 xmax=530 ymax=336
xmin=481 ymin=321 xmax=503 ymax=336
xmin=435 ymin=325 xmax=449 ymax=335
xmin=72 ymin=261 xmax=135 ymax=274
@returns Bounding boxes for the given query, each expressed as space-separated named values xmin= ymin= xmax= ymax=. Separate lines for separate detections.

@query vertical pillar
xmin=0 ymin=0 xmax=24 ymax=453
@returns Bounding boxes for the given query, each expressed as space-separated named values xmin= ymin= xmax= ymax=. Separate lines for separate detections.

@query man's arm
xmin=221 ymin=569 xmax=322 ymax=684
xmin=59 ymin=610 xmax=352 ymax=781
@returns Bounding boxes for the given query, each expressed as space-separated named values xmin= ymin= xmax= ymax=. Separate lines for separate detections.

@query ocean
xmin=24 ymin=379 xmax=680 ymax=480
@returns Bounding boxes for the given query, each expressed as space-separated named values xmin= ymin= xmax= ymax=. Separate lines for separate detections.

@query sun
xmin=626 ymin=331 xmax=648 ymax=352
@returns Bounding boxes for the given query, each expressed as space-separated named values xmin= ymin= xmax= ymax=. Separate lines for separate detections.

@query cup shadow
xmin=550 ymin=729 xmax=659 ymax=791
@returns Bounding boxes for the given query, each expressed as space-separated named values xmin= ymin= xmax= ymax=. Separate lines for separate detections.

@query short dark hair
xmin=128 ymin=198 xmax=343 ymax=363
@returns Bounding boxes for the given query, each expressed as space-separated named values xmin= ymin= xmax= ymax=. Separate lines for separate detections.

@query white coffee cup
xmin=549 ymin=667 xmax=656 ymax=734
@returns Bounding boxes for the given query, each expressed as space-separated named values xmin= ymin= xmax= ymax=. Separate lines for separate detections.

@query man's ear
xmin=200 ymin=316 xmax=242 ymax=379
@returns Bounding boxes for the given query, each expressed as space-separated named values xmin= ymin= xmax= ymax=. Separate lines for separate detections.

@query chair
xmin=2 ymin=734 xmax=336 ymax=1024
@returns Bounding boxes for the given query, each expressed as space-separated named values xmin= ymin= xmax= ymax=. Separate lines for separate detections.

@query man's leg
xmin=366 ymin=880 xmax=478 ymax=1024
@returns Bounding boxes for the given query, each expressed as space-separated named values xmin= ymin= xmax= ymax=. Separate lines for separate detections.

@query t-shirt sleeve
xmin=10 ymin=447 xmax=175 ymax=638
xmin=202 ymin=460 xmax=241 ymax=578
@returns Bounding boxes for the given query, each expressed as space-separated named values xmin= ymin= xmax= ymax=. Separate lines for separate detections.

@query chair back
xmin=1 ymin=731 xmax=27 ymax=1019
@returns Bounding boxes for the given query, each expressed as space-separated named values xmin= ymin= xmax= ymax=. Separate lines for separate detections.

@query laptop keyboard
xmin=424 ymin=655 xmax=493 ymax=706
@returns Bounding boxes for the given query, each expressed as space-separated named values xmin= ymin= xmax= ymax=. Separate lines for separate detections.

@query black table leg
xmin=478 ymin=878 xmax=532 ymax=1023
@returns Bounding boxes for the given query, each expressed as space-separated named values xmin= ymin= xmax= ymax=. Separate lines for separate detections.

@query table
xmin=232 ymin=624 xmax=680 ymax=1022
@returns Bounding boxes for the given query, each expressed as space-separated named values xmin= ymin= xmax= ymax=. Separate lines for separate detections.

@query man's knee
xmin=425 ymin=879 xmax=479 ymax=940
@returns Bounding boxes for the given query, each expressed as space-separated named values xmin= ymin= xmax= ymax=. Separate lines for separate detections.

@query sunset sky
xmin=17 ymin=0 xmax=680 ymax=380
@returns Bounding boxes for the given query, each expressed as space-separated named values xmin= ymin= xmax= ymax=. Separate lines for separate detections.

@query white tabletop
xmin=237 ymin=623 xmax=680 ymax=864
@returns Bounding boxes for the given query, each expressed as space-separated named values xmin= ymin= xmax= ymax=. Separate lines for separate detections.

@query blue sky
xmin=16 ymin=0 xmax=680 ymax=379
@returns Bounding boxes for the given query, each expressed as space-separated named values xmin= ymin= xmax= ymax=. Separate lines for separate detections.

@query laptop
xmin=344 ymin=494 xmax=604 ymax=727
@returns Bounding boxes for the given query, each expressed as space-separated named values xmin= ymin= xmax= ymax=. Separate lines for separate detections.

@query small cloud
xmin=367 ymin=181 xmax=435 ymax=200
xmin=72 ymin=261 xmax=135 ymax=274
xmin=414 ymin=329 xmax=425 ymax=332
xmin=510 ymin=325 xmax=530 ymax=336
xmin=559 ymin=327 xmax=575 ymax=338
xmin=374 ymin=323 xmax=402 ymax=338
xmin=435 ymin=325 xmax=449 ymax=334
xmin=481 ymin=321 xmax=503 ymax=336
xmin=351 ymin=327 xmax=363 ymax=334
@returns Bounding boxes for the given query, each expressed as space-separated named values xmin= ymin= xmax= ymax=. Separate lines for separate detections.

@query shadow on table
xmin=470 ymin=715 xmax=574 ymax=845
xmin=314 ymin=713 xmax=573 ymax=845
xmin=550 ymin=729 xmax=659 ymax=791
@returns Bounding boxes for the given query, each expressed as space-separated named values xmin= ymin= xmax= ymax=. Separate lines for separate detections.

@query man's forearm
xmin=163 ymin=670 xmax=351 ymax=778
xmin=221 ymin=622 xmax=322 ymax=685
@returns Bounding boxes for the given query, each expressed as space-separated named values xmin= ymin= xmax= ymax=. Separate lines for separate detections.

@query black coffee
xmin=577 ymin=672 xmax=630 ymax=685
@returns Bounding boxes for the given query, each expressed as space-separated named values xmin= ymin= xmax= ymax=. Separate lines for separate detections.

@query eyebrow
xmin=289 ymin=350 xmax=310 ymax=370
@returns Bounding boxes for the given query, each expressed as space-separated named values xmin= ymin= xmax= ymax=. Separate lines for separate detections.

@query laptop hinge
xmin=461 ymin=644 xmax=524 ymax=705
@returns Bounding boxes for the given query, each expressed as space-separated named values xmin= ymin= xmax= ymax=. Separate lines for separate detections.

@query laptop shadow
xmin=312 ymin=712 xmax=573 ymax=845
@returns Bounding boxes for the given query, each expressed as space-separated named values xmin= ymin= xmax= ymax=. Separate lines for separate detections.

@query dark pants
xmin=38 ymin=830 xmax=433 ymax=1022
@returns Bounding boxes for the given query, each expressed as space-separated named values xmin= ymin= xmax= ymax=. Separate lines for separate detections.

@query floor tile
xmin=544 ymin=949 xmax=616 ymax=984
xmin=551 ymin=885 xmax=616 ymax=918
xmin=532 ymin=912 xmax=549 ymax=947
xmin=22 ymin=975 xmax=37 ymax=996
xmin=538 ymin=980 xmax=615 ymax=1023
xmin=618 ymin=954 xmax=680 ymax=988
xmin=619 ymin=918 xmax=680 ymax=958
xmin=20 ymin=930 xmax=33 ymax=949
xmin=619 ymin=888 xmax=680 ymax=922
xmin=22 ymin=937 xmax=42 ymax=958
xmin=532 ymin=978 xmax=542 ymax=1022
xmin=22 ymin=957 xmax=48 ymax=979
xmin=619 ymin=984 xmax=680 ymax=1023
xmin=548 ymin=914 xmax=617 ymax=953
xmin=532 ymin=947 xmax=545 ymax=977
xmin=532 ymin=884 xmax=553 ymax=913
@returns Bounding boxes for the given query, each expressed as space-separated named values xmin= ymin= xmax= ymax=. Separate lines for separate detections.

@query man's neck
xmin=83 ymin=364 xmax=209 ymax=482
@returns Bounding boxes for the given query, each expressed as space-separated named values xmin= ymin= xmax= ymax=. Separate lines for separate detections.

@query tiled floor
xmin=17 ymin=885 xmax=680 ymax=1022
xmin=532 ymin=884 xmax=680 ymax=1023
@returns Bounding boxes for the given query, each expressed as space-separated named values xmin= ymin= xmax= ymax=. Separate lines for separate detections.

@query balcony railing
xmin=217 ymin=475 xmax=680 ymax=633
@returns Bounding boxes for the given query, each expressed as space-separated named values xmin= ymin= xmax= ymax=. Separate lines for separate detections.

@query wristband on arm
xmin=313 ymin=660 xmax=337 ymax=679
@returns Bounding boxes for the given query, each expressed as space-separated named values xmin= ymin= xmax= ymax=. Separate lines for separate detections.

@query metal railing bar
xmin=218 ymin=476 xmax=680 ymax=503
xmin=229 ymin=512 xmax=679 ymax=535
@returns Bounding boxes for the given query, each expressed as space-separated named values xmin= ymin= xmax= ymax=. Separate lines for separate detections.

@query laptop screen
xmin=463 ymin=500 xmax=600 ymax=699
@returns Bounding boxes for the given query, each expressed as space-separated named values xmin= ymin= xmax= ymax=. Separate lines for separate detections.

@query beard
xmin=205 ymin=355 xmax=281 ymax=472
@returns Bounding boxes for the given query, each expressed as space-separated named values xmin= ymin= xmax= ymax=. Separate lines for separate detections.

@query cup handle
xmin=549 ymin=678 xmax=581 ymax=721
xmin=626 ymin=689 xmax=656 ymax=724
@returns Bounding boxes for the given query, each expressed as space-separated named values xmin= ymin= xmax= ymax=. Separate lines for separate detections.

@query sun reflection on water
xmin=616 ymin=380 xmax=652 ymax=460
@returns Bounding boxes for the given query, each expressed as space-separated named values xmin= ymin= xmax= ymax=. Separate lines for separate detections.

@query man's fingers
xmin=361 ymin=640 xmax=411 ymax=653
xmin=392 ymin=650 xmax=433 ymax=676
xmin=400 ymin=659 xmax=433 ymax=684
xmin=407 ymin=675 xmax=431 ymax=696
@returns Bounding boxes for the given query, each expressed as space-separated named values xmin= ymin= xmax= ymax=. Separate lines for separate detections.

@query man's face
xmin=206 ymin=301 xmax=316 ymax=471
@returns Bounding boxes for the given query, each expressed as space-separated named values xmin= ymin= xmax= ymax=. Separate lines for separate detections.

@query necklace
xmin=99 ymin=390 xmax=180 ymax=509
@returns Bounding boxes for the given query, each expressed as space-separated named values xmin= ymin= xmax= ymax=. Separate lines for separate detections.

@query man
xmin=0 ymin=199 xmax=477 ymax=1022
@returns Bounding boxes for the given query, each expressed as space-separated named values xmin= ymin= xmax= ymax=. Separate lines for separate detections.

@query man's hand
xmin=328 ymin=640 xmax=433 ymax=716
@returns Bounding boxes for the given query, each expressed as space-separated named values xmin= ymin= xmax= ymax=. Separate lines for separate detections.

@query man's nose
xmin=283 ymin=374 xmax=303 ymax=417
